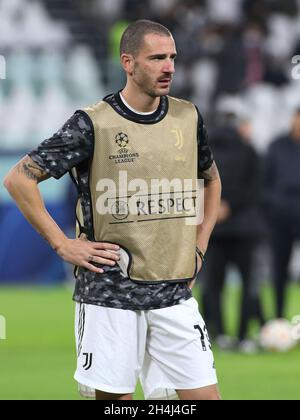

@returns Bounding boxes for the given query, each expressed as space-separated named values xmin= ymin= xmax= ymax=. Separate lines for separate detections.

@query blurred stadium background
xmin=0 ymin=0 xmax=300 ymax=400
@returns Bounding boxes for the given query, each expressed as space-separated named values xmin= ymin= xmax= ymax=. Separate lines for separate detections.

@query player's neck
xmin=121 ymin=85 xmax=160 ymax=114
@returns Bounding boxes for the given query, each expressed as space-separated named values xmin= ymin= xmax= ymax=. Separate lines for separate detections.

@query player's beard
xmin=133 ymin=63 xmax=171 ymax=98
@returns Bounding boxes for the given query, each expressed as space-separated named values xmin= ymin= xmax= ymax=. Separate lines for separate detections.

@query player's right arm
xmin=3 ymin=156 xmax=120 ymax=273
xmin=3 ymin=111 xmax=121 ymax=274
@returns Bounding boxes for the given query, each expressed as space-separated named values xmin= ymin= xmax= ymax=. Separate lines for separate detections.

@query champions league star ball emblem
xmin=115 ymin=132 xmax=129 ymax=149
xmin=110 ymin=132 xmax=139 ymax=164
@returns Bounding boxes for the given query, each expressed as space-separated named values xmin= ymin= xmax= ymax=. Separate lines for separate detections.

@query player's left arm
xmin=197 ymin=161 xmax=222 ymax=261
xmin=195 ymin=107 xmax=222 ymax=268
xmin=189 ymin=161 xmax=221 ymax=289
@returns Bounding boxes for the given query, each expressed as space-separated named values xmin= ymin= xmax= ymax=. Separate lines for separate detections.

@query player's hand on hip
xmin=56 ymin=237 xmax=120 ymax=273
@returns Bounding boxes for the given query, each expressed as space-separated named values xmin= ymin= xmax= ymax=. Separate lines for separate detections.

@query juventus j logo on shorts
xmin=83 ymin=353 xmax=93 ymax=371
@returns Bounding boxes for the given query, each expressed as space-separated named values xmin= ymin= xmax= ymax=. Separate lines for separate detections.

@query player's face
xmin=132 ymin=34 xmax=176 ymax=98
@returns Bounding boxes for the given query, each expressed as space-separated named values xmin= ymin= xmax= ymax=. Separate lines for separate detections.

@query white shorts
xmin=74 ymin=297 xmax=218 ymax=400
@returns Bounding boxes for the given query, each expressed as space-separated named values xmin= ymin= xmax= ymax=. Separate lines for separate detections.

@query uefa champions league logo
xmin=115 ymin=132 xmax=129 ymax=149
xmin=292 ymin=56 xmax=300 ymax=80
xmin=0 ymin=55 xmax=6 ymax=80
xmin=0 ymin=315 xmax=6 ymax=340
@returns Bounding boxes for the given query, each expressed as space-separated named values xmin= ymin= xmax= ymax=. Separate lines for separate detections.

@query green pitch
xmin=0 ymin=284 xmax=299 ymax=400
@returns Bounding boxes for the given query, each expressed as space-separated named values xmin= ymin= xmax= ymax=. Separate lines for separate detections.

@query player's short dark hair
xmin=120 ymin=20 xmax=172 ymax=57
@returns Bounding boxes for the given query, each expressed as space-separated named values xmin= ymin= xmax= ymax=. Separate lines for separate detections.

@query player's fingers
xmin=89 ymin=256 xmax=116 ymax=266
xmin=92 ymin=242 xmax=120 ymax=251
xmin=93 ymin=250 xmax=120 ymax=261
xmin=82 ymin=262 xmax=104 ymax=274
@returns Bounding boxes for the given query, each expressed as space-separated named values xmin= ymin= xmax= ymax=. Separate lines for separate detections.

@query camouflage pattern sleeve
xmin=195 ymin=106 xmax=214 ymax=177
xmin=28 ymin=111 xmax=94 ymax=180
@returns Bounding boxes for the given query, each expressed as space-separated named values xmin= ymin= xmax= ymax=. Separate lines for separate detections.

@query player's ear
xmin=121 ymin=53 xmax=134 ymax=75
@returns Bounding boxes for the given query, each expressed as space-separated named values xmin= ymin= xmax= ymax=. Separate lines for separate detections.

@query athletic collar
xmin=103 ymin=91 xmax=169 ymax=125
xmin=119 ymin=92 xmax=156 ymax=115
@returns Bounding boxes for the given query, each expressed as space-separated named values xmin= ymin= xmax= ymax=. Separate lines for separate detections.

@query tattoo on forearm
xmin=27 ymin=164 xmax=44 ymax=174
xmin=199 ymin=162 xmax=219 ymax=181
xmin=17 ymin=157 xmax=49 ymax=182
xmin=20 ymin=163 xmax=40 ymax=181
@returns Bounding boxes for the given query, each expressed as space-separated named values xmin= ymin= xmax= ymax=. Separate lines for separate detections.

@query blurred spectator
xmin=207 ymin=0 xmax=242 ymax=24
xmin=214 ymin=22 xmax=267 ymax=97
xmin=271 ymin=0 xmax=299 ymax=17
xmin=201 ymin=106 xmax=265 ymax=352
xmin=264 ymin=108 xmax=300 ymax=318
xmin=123 ymin=0 xmax=153 ymax=21
xmin=106 ymin=20 xmax=128 ymax=91
xmin=1 ymin=0 xmax=300 ymax=152
xmin=242 ymin=0 xmax=271 ymax=25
